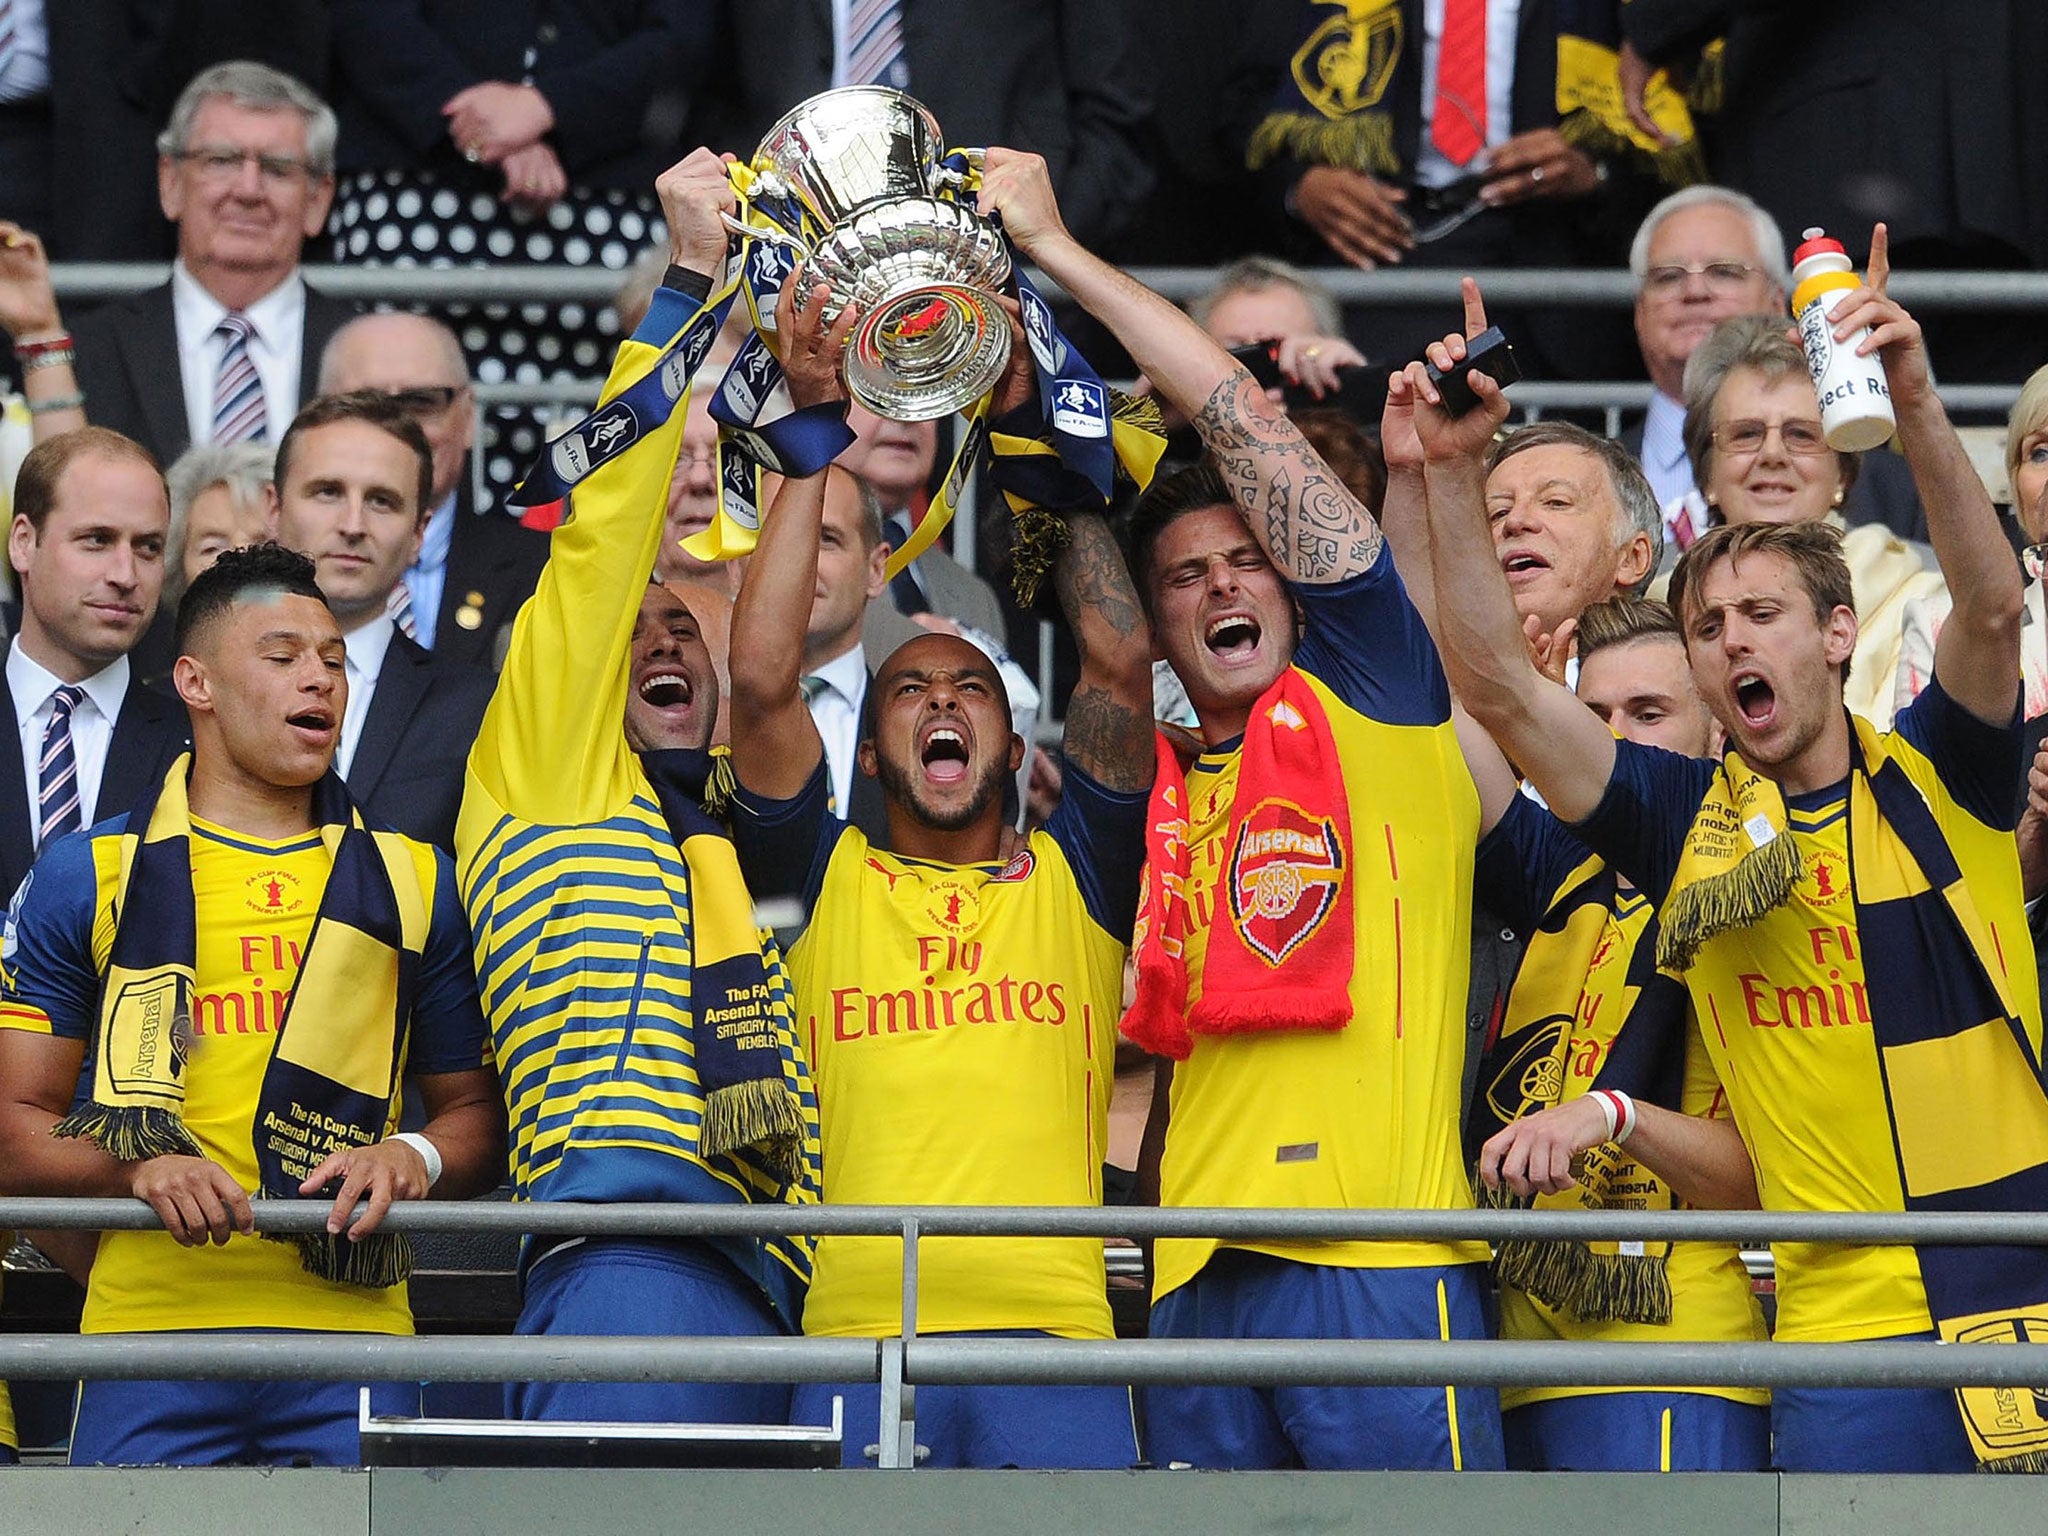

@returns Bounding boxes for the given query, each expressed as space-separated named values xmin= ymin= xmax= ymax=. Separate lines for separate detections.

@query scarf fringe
xmin=701 ymin=1078 xmax=807 ymax=1181
xmin=258 ymin=1186 xmax=412 ymax=1289
xmin=1476 ymin=1171 xmax=1674 ymax=1326
xmin=1656 ymin=825 xmax=1800 ymax=972
xmin=1008 ymin=504 xmax=1070 ymax=609
xmin=1556 ymin=109 xmax=1706 ymax=188
xmin=52 ymin=1105 xmax=203 ymax=1164
xmin=1192 ymin=986 xmax=1350 ymax=1036
xmin=1980 ymin=1447 xmax=2048 ymax=1474
xmin=1246 ymin=112 xmax=1399 ymax=178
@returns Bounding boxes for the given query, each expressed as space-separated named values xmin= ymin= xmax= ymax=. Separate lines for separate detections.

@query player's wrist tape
xmin=390 ymin=1132 xmax=443 ymax=1189
xmin=1590 ymin=1089 xmax=1637 ymax=1144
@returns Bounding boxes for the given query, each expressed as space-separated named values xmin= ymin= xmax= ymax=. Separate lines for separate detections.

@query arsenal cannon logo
xmin=1225 ymin=797 xmax=1347 ymax=966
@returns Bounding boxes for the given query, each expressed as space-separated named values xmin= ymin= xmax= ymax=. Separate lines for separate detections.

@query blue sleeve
xmin=0 ymin=830 xmax=109 ymax=1039
xmin=729 ymin=759 xmax=847 ymax=917
xmin=1891 ymin=673 xmax=2024 ymax=830
xmin=1474 ymin=793 xmax=1601 ymax=933
xmin=1041 ymin=760 xmax=1150 ymax=941
xmin=406 ymin=850 xmax=490 ymax=1076
xmin=1570 ymin=740 xmax=1718 ymax=906
xmin=1291 ymin=547 xmax=1451 ymax=727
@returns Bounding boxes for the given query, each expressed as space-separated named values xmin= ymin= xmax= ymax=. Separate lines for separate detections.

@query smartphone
xmin=1227 ymin=341 xmax=1285 ymax=391
xmin=1425 ymin=325 xmax=1521 ymax=415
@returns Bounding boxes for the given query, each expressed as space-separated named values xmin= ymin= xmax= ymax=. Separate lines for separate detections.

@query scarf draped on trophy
xmin=1661 ymin=716 xmax=2048 ymax=1471
xmin=1245 ymin=0 xmax=1714 ymax=188
xmin=1469 ymin=848 xmax=1690 ymax=1326
xmin=54 ymin=758 xmax=427 ymax=1289
xmin=511 ymin=93 xmax=1165 ymax=584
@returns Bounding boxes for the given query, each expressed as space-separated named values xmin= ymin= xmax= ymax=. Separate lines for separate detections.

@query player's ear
xmin=1007 ymin=732 xmax=1025 ymax=773
xmin=172 ymin=653 xmax=211 ymax=712
xmin=857 ymin=739 xmax=879 ymax=779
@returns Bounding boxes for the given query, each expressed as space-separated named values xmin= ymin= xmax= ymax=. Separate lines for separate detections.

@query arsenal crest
xmin=1226 ymin=797 xmax=1346 ymax=966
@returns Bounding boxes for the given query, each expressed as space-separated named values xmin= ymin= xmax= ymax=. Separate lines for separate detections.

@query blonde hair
xmin=2005 ymin=363 xmax=2048 ymax=506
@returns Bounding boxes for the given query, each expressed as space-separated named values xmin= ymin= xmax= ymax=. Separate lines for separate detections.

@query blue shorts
xmin=792 ymin=1330 xmax=1138 ymax=1469
xmin=1503 ymin=1391 xmax=1770 ymax=1471
xmin=510 ymin=1238 xmax=791 ymax=1426
xmin=70 ymin=1334 xmax=418 ymax=1467
xmin=1773 ymin=1332 xmax=1976 ymax=1473
xmin=1144 ymin=1251 xmax=1504 ymax=1470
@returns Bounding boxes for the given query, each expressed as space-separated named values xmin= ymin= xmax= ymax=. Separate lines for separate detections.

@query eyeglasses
xmin=176 ymin=146 xmax=321 ymax=184
xmin=1712 ymin=418 xmax=1831 ymax=457
xmin=378 ymin=386 xmax=466 ymax=417
xmin=1643 ymin=260 xmax=1765 ymax=297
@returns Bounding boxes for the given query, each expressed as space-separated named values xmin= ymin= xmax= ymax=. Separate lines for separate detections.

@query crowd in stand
xmin=0 ymin=0 xmax=2045 ymax=1485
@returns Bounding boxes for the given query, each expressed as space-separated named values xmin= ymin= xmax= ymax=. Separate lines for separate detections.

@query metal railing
xmin=47 ymin=264 xmax=2048 ymax=311
xmin=6 ymin=1199 xmax=2048 ymax=1469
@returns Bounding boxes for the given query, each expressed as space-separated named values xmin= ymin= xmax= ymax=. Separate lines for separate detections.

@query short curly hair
xmin=174 ymin=540 xmax=328 ymax=656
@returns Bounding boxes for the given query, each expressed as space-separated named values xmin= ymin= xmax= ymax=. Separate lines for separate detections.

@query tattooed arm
xmin=1055 ymin=508 xmax=1156 ymax=793
xmin=980 ymin=148 xmax=1381 ymax=586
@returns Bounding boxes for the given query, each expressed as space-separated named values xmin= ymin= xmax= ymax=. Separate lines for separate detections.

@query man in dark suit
xmin=1237 ymin=0 xmax=1644 ymax=378
xmin=1617 ymin=184 xmax=1925 ymax=570
xmin=0 ymin=429 xmax=190 ymax=900
xmin=266 ymin=393 xmax=492 ymax=851
xmin=723 ymin=0 xmax=1153 ymax=252
xmin=317 ymin=313 xmax=550 ymax=671
xmin=70 ymin=61 xmax=355 ymax=469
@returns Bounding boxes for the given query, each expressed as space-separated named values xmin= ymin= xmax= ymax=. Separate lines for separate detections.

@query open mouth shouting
xmin=1205 ymin=611 xmax=1263 ymax=666
xmin=1730 ymin=669 xmax=1778 ymax=733
xmin=918 ymin=721 xmax=972 ymax=786
xmin=637 ymin=669 xmax=696 ymax=715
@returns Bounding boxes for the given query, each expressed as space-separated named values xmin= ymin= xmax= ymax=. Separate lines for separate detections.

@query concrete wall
xmin=9 ymin=1469 xmax=2048 ymax=1536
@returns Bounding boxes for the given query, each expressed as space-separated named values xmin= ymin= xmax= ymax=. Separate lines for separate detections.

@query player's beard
xmin=873 ymin=746 xmax=1008 ymax=833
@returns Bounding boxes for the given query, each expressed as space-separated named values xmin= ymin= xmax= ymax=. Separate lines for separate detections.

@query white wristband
xmin=1591 ymin=1089 xmax=1637 ymax=1144
xmin=390 ymin=1132 xmax=443 ymax=1189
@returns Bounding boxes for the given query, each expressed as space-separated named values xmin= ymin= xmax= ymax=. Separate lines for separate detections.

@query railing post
xmin=876 ymin=1213 xmax=920 ymax=1468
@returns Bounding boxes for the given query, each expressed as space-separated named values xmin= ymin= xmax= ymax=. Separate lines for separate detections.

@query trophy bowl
xmin=751 ymin=86 xmax=945 ymax=232
xmin=739 ymin=88 xmax=1012 ymax=421
xmin=808 ymin=197 xmax=1013 ymax=421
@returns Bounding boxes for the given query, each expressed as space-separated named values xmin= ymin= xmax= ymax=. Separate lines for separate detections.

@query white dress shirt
xmin=337 ymin=614 xmax=397 ymax=779
xmin=804 ymin=641 xmax=869 ymax=816
xmin=1640 ymin=389 xmax=1697 ymax=512
xmin=8 ymin=645 xmax=127 ymax=849
xmin=170 ymin=261 xmax=307 ymax=449
xmin=0 ymin=0 xmax=51 ymax=103
xmin=1414 ymin=0 xmax=1523 ymax=188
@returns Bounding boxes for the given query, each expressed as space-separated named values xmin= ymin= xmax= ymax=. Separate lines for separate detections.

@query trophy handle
xmin=720 ymin=212 xmax=810 ymax=256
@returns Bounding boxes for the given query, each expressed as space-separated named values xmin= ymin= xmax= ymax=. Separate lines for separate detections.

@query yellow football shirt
xmin=1153 ymin=567 xmax=1487 ymax=1301
xmin=1 ymin=817 xmax=477 ymax=1335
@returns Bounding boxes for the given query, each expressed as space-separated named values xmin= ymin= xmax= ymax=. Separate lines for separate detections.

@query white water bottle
xmin=1789 ymin=228 xmax=1896 ymax=451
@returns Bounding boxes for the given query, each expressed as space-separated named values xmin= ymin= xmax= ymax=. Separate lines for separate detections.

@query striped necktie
xmin=0 ymin=1 xmax=19 ymax=87
xmin=388 ymin=582 xmax=419 ymax=641
xmin=37 ymin=684 xmax=85 ymax=847
xmin=844 ymin=0 xmax=908 ymax=89
xmin=212 ymin=313 xmax=269 ymax=443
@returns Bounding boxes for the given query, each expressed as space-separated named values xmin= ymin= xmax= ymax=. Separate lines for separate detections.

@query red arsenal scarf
xmin=1123 ymin=670 xmax=1355 ymax=1059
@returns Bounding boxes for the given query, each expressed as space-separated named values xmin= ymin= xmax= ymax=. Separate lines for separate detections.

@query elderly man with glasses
xmin=317 ymin=311 xmax=549 ymax=670
xmin=1621 ymin=185 xmax=1925 ymax=567
xmin=68 ymin=61 xmax=358 ymax=468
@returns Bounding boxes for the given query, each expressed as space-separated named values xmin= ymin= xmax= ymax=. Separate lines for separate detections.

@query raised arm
xmin=1412 ymin=298 xmax=1618 ymax=823
xmin=979 ymin=149 xmax=1380 ymax=586
xmin=726 ymin=278 xmax=857 ymax=801
xmin=1055 ymin=509 xmax=1155 ymax=793
xmin=1832 ymin=225 xmax=2022 ymax=727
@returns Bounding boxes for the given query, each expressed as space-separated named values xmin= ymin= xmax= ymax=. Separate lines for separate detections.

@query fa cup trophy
xmin=724 ymin=86 xmax=1013 ymax=422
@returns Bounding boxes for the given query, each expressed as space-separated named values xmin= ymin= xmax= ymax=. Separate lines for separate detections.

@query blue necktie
xmin=37 ymin=684 xmax=84 ymax=847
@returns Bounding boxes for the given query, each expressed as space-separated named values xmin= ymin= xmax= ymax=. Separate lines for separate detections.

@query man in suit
xmin=800 ymin=468 xmax=893 ymax=847
xmin=1238 ymin=0 xmax=1643 ymax=378
xmin=1618 ymin=185 xmax=1925 ymax=568
xmin=70 ymin=61 xmax=355 ymax=468
xmin=266 ymin=393 xmax=492 ymax=851
xmin=0 ymin=429 xmax=189 ymax=901
xmin=723 ymin=0 xmax=1152 ymax=252
xmin=317 ymin=314 xmax=550 ymax=671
